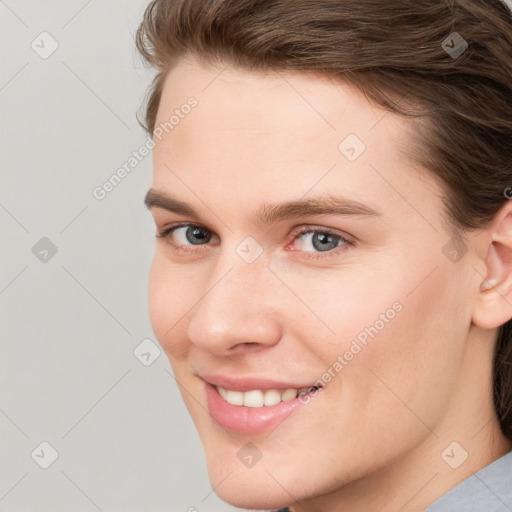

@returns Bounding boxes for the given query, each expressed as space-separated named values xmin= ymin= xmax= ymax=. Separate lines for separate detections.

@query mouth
xmin=202 ymin=377 xmax=323 ymax=434
xmin=216 ymin=385 xmax=320 ymax=407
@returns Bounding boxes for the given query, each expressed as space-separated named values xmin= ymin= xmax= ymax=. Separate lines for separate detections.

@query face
xmin=146 ymin=57 xmax=477 ymax=509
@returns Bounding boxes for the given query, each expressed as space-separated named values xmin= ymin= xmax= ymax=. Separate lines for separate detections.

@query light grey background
xmin=0 ymin=1 xmax=240 ymax=510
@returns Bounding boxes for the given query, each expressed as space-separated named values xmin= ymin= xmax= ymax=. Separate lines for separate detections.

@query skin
xmin=146 ymin=56 xmax=512 ymax=512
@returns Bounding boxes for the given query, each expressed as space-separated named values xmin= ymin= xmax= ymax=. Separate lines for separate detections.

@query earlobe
xmin=472 ymin=204 xmax=512 ymax=330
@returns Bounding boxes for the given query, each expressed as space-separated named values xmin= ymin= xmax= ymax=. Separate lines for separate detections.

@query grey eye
xmin=296 ymin=231 xmax=344 ymax=252
xmin=175 ymin=226 xmax=212 ymax=245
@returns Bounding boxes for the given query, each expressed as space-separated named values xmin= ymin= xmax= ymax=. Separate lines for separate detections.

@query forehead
xmin=151 ymin=57 xmax=442 ymax=226
xmin=155 ymin=57 xmax=405 ymax=142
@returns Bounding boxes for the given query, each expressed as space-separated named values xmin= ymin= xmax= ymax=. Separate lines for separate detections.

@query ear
xmin=472 ymin=200 xmax=512 ymax=329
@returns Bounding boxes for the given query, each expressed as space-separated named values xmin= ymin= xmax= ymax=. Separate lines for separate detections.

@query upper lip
xmin=200 ymin=374 xmax=322 ymax=392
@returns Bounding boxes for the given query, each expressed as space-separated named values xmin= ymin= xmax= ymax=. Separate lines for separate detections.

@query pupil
xmin=313 ymin=233 xmax=338 ymax=251
xmin=186 ymin=227 xmax=209 ymax=245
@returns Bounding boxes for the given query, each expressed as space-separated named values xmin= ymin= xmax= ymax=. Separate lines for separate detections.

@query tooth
xmin=219 ymin=386 xmax=307 ymax=406
xmin=297 ymin=387 xmax=310 ymax=397
xmin=243 ymin=390 xmax=265 ymax=408
xmin=226 ymin=390 xmax=244 ymax=406
xmin=281 ymin=388 xmax=298 ymax=401
xmin=264 ymin=389 xmax=281 ymax=406
xmin=297 ymin=386 xmax=315 ymax=395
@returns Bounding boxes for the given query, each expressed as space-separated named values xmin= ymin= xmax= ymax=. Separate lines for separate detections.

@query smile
xmin=216 ymin=386 xmax=319 ymax=407
xmin=203 ymin=379 xmax=323 ymax=434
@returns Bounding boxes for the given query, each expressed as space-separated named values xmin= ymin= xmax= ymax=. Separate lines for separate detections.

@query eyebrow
xmin=144 ymin=188 xmax=381 ymax=224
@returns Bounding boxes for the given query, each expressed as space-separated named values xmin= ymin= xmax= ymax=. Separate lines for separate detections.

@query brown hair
xmin=136 ymin=0 xmax=512 ymax=440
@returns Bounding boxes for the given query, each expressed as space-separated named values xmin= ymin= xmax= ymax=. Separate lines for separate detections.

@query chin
xmin=201 ymin=439 xmax=334 ymax=511
xmin=198 ymin=437 xmax=294 ymax=509
xmin=209 ymin=469 xmax=293 ymax=511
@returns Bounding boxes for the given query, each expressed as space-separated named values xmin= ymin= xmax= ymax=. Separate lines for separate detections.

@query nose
xmin=186 ymin=255 xmax=283 ymax=356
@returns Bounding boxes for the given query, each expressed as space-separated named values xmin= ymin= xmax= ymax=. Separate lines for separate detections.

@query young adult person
xmin=139 ymin=1 xmax=512 ymax=510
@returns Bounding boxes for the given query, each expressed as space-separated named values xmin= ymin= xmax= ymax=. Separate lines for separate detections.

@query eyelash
xmin=289 ymin=226 xmax=354 ymax=259
xmin=155 ymin=223 xmax=354 ymax=260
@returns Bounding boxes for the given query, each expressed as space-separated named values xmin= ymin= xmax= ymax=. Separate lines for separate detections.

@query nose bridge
xmin=187 ymin=247 xmax=282 ymax=351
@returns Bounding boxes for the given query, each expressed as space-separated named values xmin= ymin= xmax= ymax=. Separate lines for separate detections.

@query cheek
xmin=273 ymin=260 xmax=408 ymax=370
xmin=342 ymin=263 xmax=471 ymax=431
xmin=298 ymin=253 xmax=471 ymax=426
xmin=147 ymin=253 xmax=195 ymax=361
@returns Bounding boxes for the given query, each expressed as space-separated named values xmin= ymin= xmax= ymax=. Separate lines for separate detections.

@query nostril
xmin=231 ymin=341 xmax=264 ymax=352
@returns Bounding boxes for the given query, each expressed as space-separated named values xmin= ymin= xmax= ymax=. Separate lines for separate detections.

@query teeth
xmin=225 ymin=390 xmax=244 ymax=406
xmin=243 ymin=390 xmax=264 ymax=408
xmin=217 ymin=386 xmax=318 ymax=407
xmin=264 ymin=389 xmax=281 ymax=406
xmin=281 ymin=388 xmax=298 ymax=401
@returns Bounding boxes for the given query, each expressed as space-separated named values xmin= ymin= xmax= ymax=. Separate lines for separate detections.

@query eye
xmin=289 ymin=226 xmax=353 ymax=256
xmin=156 ymin=223 xmax=218 ymax=250
xmin=156 ymin=222 xmax=353 ymax=259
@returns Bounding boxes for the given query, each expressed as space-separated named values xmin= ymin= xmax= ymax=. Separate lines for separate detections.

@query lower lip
xmin=205 ymin=383 xmax=317 ymax=434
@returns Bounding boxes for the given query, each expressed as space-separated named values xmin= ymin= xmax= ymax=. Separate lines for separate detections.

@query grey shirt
xmin=425 ymin=449 xmax=512 ymax=512
xmin=271 ymin=449 xmax=512 ymax=512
